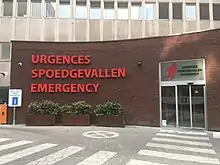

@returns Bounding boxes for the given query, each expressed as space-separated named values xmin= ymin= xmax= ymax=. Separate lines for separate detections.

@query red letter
xmin=40 ymin=55 xmax=47 ymax=64
xmin=78 ymin=56 xmax=84 ymax=64
xmin=93 ymin=83 xmax=99 ymax=93
xmin=32 ymin=54 xmax=39 ymax=64
xmin=118 ymin=68 xmax=126 ymax=78
xmin=38 ymin=69 xmax=46 ymax=78
xmin=84 ymin=55 xmax=91 ymax=64
xmin=30 ymin=84 xmax=37 ymax=93
xmin=111 ymin=68 xmax=118 ymax=78
xmin=45 ymin=69 xmax=55 ymax=79
xmin=32 ymin=69 xmax=38 ymax=78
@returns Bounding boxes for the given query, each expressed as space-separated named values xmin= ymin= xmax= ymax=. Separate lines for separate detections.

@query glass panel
xmin=186 ymin=4 xmax=196 ymax=20
xmin=31 ymin=0 xmax=42 ymax=17
xmin=191 ymin=85 xmax=205 ymax=128
xmin=1 ymin=43 xmax=10 ymax=60
xmin=3 ymin=0 xmax=13 ymax=16
xmin=145 ymin=3 xmax=155 ymax=20
xmin=17 ymin=0 xmax=27 ymax=17
xmin=161 ymin=86 xmax=176 ymax=126
xmin=178 ymin=85 xmax=190 ymax=127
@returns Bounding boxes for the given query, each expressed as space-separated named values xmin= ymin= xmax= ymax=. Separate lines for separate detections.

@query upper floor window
xmin=173 ymin=3 xmax=182 ymax=19
xmin=186 ymin=3 xmax=196 ymax=20
xmin=213 ymin=4 xmax=220 ymax=20
xmin=75 ymin=1 xmax=87 ymax=19
xmin=0 ymin=43 xmax=11 ymax=60
xmin=45 ymin=0 xmax=56 ymax=17
xmin=200 ymin=3 xmax=209 ymax=20
xmin=31 ymin=0 xmax=41 ymax=17
xmin=145 ymin=3 xmax=155 ymax=20
xmin=117 ymin=2 xmax=128 ymax=20
xmin=131 ymin=2 xmax=142 ymax=20
xmin=104 ymin=2 xmax=114 ymax=19
xmin=90 ymin=1 xmax=101 ymax=19
xmin=59 ymin=0 xmax=70 ymax=18
xmin=3 ymin=0 xmax=13 ymax=16
xmin=159 ymin=2 xmax=169 ymax=19
xmin=17 ymin=0 xmax=27 ymax=17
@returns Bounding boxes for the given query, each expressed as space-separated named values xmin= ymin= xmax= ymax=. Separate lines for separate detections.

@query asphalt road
xmin=0 ymin=125 xmax=220 ymax=165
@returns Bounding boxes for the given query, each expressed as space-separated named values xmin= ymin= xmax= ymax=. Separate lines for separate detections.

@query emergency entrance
xmin=159 ymin=59 xmax=206 ymax=129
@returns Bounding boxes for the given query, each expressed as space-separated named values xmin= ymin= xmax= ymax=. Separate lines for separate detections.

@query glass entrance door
xmin=177 ymin=85 xmax=205 ymax=128
xmin=191 ymin=85 xmax=205 ymax=128
xmin=177 ymin=85 xmax=191 ymax=127
xmin=161 ymin=85 xmax=206 ymax=128
xmin=161 ymin=86 xmax=176 ymax=126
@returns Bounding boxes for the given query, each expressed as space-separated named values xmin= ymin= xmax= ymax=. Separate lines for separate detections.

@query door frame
xmin=159 ymin=59 xmax=207 ymax=129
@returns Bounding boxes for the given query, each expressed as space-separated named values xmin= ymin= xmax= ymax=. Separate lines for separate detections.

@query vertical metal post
xmin=13 ymin=107 xmax=16 ymax=125
xmin=175 ymin=85 xmax=179 ymax=128
xmin=189 ymin=85 xmax=193 ymax=128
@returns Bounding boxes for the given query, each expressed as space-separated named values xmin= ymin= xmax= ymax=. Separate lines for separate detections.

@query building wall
xmin=0 ymin=0 xmax=219 ymax=42
xmin=1 ymin=0 xmax=220 ymax=89
xmin=9 ymin=29 xmax=220 ymax=131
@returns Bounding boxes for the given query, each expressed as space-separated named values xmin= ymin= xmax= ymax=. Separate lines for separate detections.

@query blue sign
xmin=8 ymin=89 xmax=22 ymax=107
xmin=12 ymin=97 xmax=18 ymax=106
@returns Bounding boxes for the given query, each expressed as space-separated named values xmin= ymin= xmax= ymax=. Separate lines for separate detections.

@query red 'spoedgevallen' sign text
xmin=31 ymin=54 xmax=126 ymax=93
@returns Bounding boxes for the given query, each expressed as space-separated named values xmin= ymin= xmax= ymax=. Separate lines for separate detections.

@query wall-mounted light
xmin=0 ymin=72 xmax=6 ymax=76
xmin=18 ymin=62 xmax=23 ymax=66
xmin=137 ymin=61 xmax=142 ymax=66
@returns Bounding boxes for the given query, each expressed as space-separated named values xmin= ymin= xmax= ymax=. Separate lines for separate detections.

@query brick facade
xmin=9 ymin=29 xmax=220 ymax=130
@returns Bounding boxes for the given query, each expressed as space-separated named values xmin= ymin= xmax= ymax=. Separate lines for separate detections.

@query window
xmin=59 ymin=0 xmax=70 ymax=18
xmin=118 ymin=2 xmax=128 ymax=20
xmin=131 ymin=2 xmax=141 ymax=20
xmin=104 ymin=2 xmax=114 ymax=19
xmin=90 ymin=1 xmax=101 ymax=19
xmin=200 ymin=3 xmax=209 ymax=20
xmin=186 ymin=4 xmax=196 ymax=20
xmin=17 ymin=0 xmax=27 ymax=17
xmin=145 ymin=3 xmax=155 ymax=20
xmin=3 ymin=0 xmax=13 ymax=16
xmin=159 ymin=3 xmax=169 ymax=19
xmin=213 ymin=4 xmax=220 ymax=20
xmin=173 ymin=3 xmax=182 ymax=19
xmin=45 ymin=0 xmax=56 ymax=17
xmin=75 ymin=1 xmax=87 ymax=19
xmin=31 ymin=0 xmax=41 ymax=17
xmin=0 ymin=43 xmax=10 ymax=60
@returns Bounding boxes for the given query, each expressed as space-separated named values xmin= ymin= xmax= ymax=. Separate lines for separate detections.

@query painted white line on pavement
xmin=138 ymin=150 xmax=220 ymax=164
xmin=126 ymin=159 xmax=169 ymax=165
xmin=0 ymin=140 xmax=33 ymax=151
xmin=152 ymin=137 xmax=212 ymax=146
xmin=146 ymin=142 xmax=216 ymax=154
xmin=27 ymin=145 xmax=84 ymax=165
xmin=160 ymin=129 xmax=207 ymax=136
xmin=0 ymin=138 xmax=11 ymax=142
xmin=76 ymin=151 xmax=117 ymax=165
xmin=156 ymin=133 xmax=210 ymax=141
xmin=0 ymin=143 xmax=57 ymax=165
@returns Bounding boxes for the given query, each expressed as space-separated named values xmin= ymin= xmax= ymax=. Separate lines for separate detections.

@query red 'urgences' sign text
xmin=30 ymin=54 xmax=126 ymax=93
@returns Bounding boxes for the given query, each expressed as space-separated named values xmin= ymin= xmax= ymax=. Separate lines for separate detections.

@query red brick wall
xmin=10 ymin=29 xmax=220 ymax=130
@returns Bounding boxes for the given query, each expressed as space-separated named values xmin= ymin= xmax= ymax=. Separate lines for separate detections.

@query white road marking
xmin=27 ymin=146 xmax=84 ymax=165
xmin=160 ymin=129 xmax=207 ymax=136
xmin=138 ymin=150 xmax=220 ymax=164
xmin=76 ymin=151 xmax=117 ymax=165
xmin=152 ymin=137 xmax=212 ymax=146
xmin=0 ymin=143 xmax=57 ymax=165
xmin=146 ymin=142 xmax=216 ymax=154
xmin=126 ymin=159 xmax=169 ymax=165
xmin=156 ymin=133 xmax=209 ymax=140
xmin=0 ymin=138 xmax=11 ymax=142
xmin=0 ymin=140 xmax=33 ymax=151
